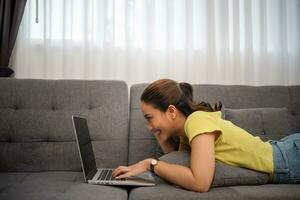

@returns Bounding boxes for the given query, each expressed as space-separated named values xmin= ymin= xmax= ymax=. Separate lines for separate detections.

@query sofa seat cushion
xmin=0 ymin=172 xmax=128 ymax=200
xmin=129 ymin=183 xmax=300 ymax=200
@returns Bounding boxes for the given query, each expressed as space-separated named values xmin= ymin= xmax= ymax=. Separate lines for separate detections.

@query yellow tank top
xmin=182 ymin=111 xmax=274 ymax=174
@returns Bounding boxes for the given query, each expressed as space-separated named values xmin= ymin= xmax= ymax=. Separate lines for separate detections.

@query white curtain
xmin=10 ymin=0 xmax=300 ymax=86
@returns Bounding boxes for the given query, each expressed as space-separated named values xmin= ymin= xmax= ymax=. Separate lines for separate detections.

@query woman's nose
xmin=147 ymin=124 xmax=153 ymax=132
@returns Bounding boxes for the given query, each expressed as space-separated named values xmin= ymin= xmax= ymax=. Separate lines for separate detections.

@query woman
xmin=112 ymin=79 xmax=300 ymax=192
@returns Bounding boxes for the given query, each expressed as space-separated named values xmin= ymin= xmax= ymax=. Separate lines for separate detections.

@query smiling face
xmin=141 ymin=101 xmax=185 ymax=141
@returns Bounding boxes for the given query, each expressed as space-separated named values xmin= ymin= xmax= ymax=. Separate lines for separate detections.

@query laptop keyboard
xmin=97 ymin=169 xmax=114 ymax=181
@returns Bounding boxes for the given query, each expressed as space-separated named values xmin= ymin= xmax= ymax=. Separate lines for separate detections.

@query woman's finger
xmin=112 ymin=166 xmax=130 ymax=177
xmin=112 ymin=166 xmax=127 ymax=174
xmin=116 ymin=172 xmax=132 ymax=180
xmin=112 ymin=166 xmax=122 ymax=177
xmin=112 ymin=166 xmax=120 ymax=176
xmin=112 ymin=167 xmax=124 ymax=177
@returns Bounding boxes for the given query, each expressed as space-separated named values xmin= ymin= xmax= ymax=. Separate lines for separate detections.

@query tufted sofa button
xmin=14 ymin=105 xmax=19 ymax=110
xmin=88 ymin=104 xmax=93 ymax=110
xmin=51 ymin=105 xmax=56 ymax=111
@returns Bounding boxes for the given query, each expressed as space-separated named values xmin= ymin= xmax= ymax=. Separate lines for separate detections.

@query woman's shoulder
xmin=187 ymin=110 xmax=221 ymax=121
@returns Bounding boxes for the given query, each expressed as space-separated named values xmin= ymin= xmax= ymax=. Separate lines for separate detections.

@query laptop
xmin=72 ymin=115 xmax=156 ymax=186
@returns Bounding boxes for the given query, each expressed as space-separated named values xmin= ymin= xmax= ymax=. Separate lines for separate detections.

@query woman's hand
xmin=154 ymin=132 xmax=177 ymax=154
xmin=153 ymin=130 xmax=167 ymax=143
xmin=112 ymin=159 xmax=151 ymax=179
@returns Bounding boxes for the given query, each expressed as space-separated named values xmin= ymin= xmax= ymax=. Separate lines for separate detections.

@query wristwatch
xmin=150 ymin=159 xmax=158 ymax=173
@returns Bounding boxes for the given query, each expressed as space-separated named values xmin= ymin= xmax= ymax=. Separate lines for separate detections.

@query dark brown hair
xmin=140 ymin=79 xmax=222 ymax=117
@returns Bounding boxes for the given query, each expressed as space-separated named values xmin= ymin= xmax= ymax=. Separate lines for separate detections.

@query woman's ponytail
xmin=178 ymin=82 xmax=193 ymax=101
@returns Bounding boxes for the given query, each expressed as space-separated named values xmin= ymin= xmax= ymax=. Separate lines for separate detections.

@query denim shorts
xmin=269 ymin=133 xmax=300 ymax=184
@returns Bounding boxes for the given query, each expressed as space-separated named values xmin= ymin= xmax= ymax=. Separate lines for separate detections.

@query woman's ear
xmin=167 ymin=105 xmax=177 ymax=120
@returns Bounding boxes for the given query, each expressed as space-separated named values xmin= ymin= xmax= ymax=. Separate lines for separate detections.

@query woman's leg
xmin=271 ymin=133 xmax=300 ymax=184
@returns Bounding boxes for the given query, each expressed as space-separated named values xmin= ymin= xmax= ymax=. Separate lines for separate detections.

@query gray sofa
xmin=0 ymin=78 xmax=299 ymax=200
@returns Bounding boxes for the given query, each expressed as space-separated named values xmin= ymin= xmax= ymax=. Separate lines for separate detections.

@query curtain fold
xmin=0 ymin=0 xmax=27 ymax=77
xmin=10 ymin=0 xmax=300 ymax=85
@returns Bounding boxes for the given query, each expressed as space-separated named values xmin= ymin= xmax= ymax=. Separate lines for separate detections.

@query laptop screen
xmin=72 ymin=116 xmax=97 ymax=181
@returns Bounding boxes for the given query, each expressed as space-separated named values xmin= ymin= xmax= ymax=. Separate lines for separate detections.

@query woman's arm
xmin=154 ymin=132 xmax=216 ymax=192
xmin=113 ymin=131 xmax=217 ymax=192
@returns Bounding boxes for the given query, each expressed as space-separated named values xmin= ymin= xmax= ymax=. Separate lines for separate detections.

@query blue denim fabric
xmin=270 ymin=133 xmax=300 ymax=184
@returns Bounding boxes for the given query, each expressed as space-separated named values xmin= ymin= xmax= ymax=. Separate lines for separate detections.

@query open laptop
xmin=72 ymin=115 xmax=156 ymax=186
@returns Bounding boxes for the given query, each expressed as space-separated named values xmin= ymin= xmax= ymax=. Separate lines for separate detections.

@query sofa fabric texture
xmin=0 ymin=79 xmax=129 ymax=172
xmin=225 ymin=107 xmax=292 ymax=141
xmin=0 ymin=172 xmax=128 ymax=200
xmin=1 ymin=79 xmax=300 ymax=200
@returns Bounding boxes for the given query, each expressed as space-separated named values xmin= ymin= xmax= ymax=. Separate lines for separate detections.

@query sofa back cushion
xmin=128 ymin=84 xmax=300 ymax=164
xmin=225 ymin=107 xmax=292 ymax=141
xmin=0 ymin=79 xmax=129 ymax=172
